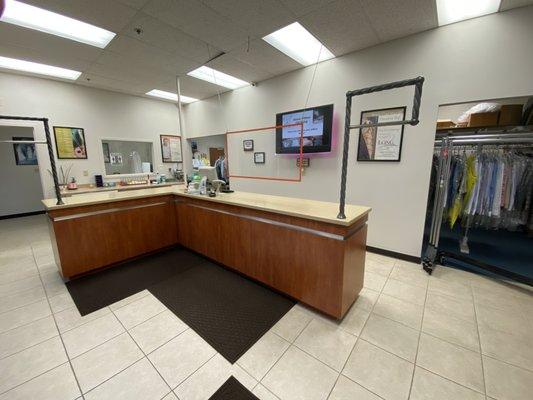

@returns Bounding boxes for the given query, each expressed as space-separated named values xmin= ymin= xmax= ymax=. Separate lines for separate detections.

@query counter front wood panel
xmin=175 ymin=197 xmax=367 ymax=318
xmin=48 ymin=195 xmax=177 ymax=278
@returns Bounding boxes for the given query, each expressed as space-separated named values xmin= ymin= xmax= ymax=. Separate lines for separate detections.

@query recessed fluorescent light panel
xmin=1 ymin=0 xmax=116 ymax=48
xmin=187 ymin=66 xmax=249 ymax=90
xmin=262 ymin=22 xmax=334 ymax=66
xmin=437 ymin=0 xmax=501 ymax=26
xmin=146 ymin=89 xmax=198 ymax=104
xmin=0 ymin=56 xmax=81 ymax=80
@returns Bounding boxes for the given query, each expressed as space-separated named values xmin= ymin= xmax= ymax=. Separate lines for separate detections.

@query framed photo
xmin=54 ymin=127 xmax=87 ymax=159
xmin=160 ymin=134 xmax=183 ymax=163
xmin=102 ymin=142 xmax=110 ymax=163
xmin=254 ymin=152 xmax=265 ymax=164
xmin=12 ymin=137 xmax=38 ymax=165
xmin=357 ymin=106 xmax=406 ymax=162
xmin=243 ymin=139 xmax=254 ymax=151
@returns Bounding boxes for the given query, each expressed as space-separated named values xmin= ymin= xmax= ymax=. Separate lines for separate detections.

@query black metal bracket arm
xmin=0 ymin=115 xmax=63 ymax=205
xmin=337 ymin=76 xmax=424 ymax=219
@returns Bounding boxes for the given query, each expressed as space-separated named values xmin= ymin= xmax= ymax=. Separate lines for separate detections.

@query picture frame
xmin=12 ymin=137 xmax=38 ymax=165
xmin=357 ymin=106 xmax=406 ymax=162
xmin=254 ymin=152 xmax=265 ymax=164
xmin=54 ymin=126 xmax=87 ymax=159
xmin=243 ymin=139 xmax=254 ymax=151
xmin=160 ymin=134 xmax=183 ymax=163
xmin=102 ymin=142 xmax=110 ymax=163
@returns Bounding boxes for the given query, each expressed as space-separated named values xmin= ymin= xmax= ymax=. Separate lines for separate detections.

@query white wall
xmin=0 ymin=126 xmax=44 ymax=216
xmin=183 ymin=7 xmax=533 ymax=257
xmin=0 ymin=73 xmax=180 ymax=198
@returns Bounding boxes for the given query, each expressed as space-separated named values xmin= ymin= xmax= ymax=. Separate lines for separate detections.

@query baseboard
xmin=0 ymin=210 xmax=46 ymax=220
xmin=366 ymin=245 xmax=421 ymax=264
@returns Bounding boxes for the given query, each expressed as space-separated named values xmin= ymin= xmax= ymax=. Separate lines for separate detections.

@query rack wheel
xmin=422 ymin=258 xmax=434 ymax=275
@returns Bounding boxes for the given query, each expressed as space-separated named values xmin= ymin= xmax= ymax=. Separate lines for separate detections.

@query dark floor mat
xmin=209 ymin=377 xmax=259 ymax=400
xmin=66 ymin=247 xmax=203 ymax=315
xmin=149 ymin=261 xmax=295 ymax=363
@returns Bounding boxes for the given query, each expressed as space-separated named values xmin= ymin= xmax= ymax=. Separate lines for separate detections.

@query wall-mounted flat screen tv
xmin=276 ymin=104 xmax=333 ymax=154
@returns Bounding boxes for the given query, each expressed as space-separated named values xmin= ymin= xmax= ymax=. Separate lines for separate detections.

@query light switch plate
xmin=83 ymin=170 xmax=89 ymax=176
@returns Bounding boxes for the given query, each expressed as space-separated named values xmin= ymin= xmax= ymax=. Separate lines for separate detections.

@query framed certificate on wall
xmin=160 ymin=134 xmax=182 ymax=163
xmin=357 ymin=107 xmax=406 ymax=162
xmin=54 ymin=127 xmax=87 ymax=159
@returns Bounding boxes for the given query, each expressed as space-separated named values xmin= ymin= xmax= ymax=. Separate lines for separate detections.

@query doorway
xmin=209 ymin=147 xmax=225 ymax=166
xmin=0 ymin=126 xmax=44 ymax=218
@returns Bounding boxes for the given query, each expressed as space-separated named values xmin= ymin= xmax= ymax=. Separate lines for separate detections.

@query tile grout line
xmin=471 ymin=282 xmax=488 ymax=397
xmin=405 ymin=260 xmax=430 ymax=400
xmin=0 ymin=311 xmax=52 ymax=335
xmin=0 ymin=360 xmax=72 ymax=396
xmin=31 ymin=245 xmax=87 ymax=400
xmin=0 ymin=331 xmax=60 ymax=362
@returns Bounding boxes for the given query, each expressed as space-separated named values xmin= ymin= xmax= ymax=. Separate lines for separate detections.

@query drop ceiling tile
xmin=202 ymin=0 xmax=294 ymax=38
xmin=106 ymin=34 xmax=200 ymax=75
xmin=143 ymin=0 xmax=249 ymax=51
xmin=114 ymin=0 xmax=152 ymax=9
xmin=158 ymin=75 xmax=225 ymax=100
xmin=122 ymin=12 xmax=216 ymax=64
xmin=0 ymin=43 xmax=93 ymax=72
xmin=228 ymin=39 xmax=302 ymax=77
xmin=500 ymin=0 xmax=533 ymax=11
xmin=77 ymin=73 xmax=152 ymax=95
xmin=0 ymin=23 xmax=102 ymax=63
xmin=208 ymin=53 xmax=272 ymax=83
xmin=21 ymin=0 xmax=138 ymax=33
xmin=359 ymin=0 xmax=438 ymax=42
xmin=278 ymin=0 xmax=338 ymax=17
xmin=300 ymin=0 xmax=381 ymax=56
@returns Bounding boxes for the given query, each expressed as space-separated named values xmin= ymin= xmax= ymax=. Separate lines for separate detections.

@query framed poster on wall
xmin=357 ymin=107 xmax=406 ymax=162
xmin=160 ymin=134 xmax=182 ymax=163
xmin=54 ymin=127 xmax=87 ymax=159
xmin=12 ymin=137 xmax=38 ymax=165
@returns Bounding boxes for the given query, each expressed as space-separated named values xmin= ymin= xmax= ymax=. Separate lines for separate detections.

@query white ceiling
xmin=1 ymin=0 xmax=532 ymax=101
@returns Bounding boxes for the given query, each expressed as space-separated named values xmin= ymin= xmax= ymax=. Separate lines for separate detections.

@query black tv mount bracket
xmin=336 ymin=76 xmax=425 ymax=219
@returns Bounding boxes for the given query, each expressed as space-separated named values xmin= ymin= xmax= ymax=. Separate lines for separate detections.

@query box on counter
xmin=498 ymin=104 xmax=523 ymax=126
xmin=468 ymin=111 xmax=500 ymax=128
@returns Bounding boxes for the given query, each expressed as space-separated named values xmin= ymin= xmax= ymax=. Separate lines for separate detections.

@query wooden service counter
xmin=43 ymin=187 xmax=371 ymax=319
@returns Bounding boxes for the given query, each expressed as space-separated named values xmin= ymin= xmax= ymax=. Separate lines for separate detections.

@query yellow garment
xmin=449 ymin=155 xmax=477 ymax=228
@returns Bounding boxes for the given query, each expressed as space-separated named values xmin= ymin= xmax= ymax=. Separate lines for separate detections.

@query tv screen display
xmin=276 ymin=104 xmax=333 ymax=154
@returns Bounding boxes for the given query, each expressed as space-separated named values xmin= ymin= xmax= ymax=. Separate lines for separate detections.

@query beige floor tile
xmin=365 ymin=259 xmax=393 ymax=277
xmin=109 ymin=290 xmax=151 ymax=311
xmin=84 ymin=358 xmax=169 ymax=400
xmin=148 ymin=329 xmax=216 ymax=388
xmin=361 ymin=314 xmax=419 ymax=362
xmin=472 ymin=286 xmax=522 ymax=313
xmin=483 ymin=356 xmax=533 ymax=400
xmin=175 ymin=354 xmax=256 ymax=400
xmin=410 ymin=367 xmax=485 ymax=400
xmin=0 ymin=275 xmax=42 ymax=297
xmin=352 ymin=288 xmax=380 ymax=312
xmin=237 ymin=331 xmax=290 ymax=380
xmin=389 ymin=261 xmax=429 ymax=289
xmin=476 ymin=304 xmax=531 ymax=340
xmin=0 ymin=362 xmax=80 ymax=400
xmin=422 ymin=308 xmax=480 ymax=352
xmin=113 ymin=295 xmax=166 ymax=330
xmin=328 ymin=375 xmax=381 ymax=400
xmin=417 ymin=334 xmax=484 ymax=393
xmin=372 ymin=293 xmax=424 ymax=330
xmin=0 ymin=336 xmax=67 ymax=394
xmin=428 ymin=276 xmax=473 ymax=301
xmin=0 ymin=315 xmax=57 ymax=359
xmin=339 ymin=305 xmax=370 ymax=336
xmin=382 ymin=278 xmax=427 ymax=306
xmin=262 ymin=346 xmax=338 ymax=400
xmin=478 ymin=323 xmax=533 ymax=371
xmin=425 ymin=291 xmax=476 ymax=323
xmin=62 ymin=313 xmax=125 ymax=358
xmin=71 ymin=333 xmax=143 ymax=393
xmin=342 ymin=339 xmax=413 ymax=400
xmin=54 ymin=306 xmax=111 ymax=333
xmin=294 ymin=318 xmax=357 ymax=371
xmin=162 ymin=392 xmax=178 ymax=400
xmin=366 ymin=253 xmax=396 ymax=266
xmin=129 ymin=310 xmax=188 ymax=354
xmin=0 ymin=263 xmax=38 ymax=285
xmin=252 ymin=384 xmax=280 ymax=400
xmin=0 ymin=299 xmax=51 ymax=334
xmin=271 ymin=306 xmax=312 ymax=343
xmin=363 ymin=272 xmax=387 ymax=292
xmin=0 ymin=286 xmax=46 ymax=314
xmin=49 ymin=292 xmax=76 ymax=314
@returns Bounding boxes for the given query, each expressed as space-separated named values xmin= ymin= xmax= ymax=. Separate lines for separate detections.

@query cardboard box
xmin=498 ymin=104 xmax=523 ymax=126
xmin=468 ymin=111 xmax=499 ymax=128
xmin=436 ymin=119 xmax=455 ymax=130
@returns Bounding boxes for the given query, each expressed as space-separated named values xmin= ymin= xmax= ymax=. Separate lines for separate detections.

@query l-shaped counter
xmin=42 ymin=186 xmax=371 ymax=319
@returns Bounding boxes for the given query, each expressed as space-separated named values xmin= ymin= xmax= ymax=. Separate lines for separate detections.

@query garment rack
xmin=422 ymin=130 xmax=533 ymax=285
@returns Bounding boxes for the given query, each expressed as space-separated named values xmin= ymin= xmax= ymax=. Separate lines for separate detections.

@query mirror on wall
xmin=101 ymin=139 xmax=153 ymax=176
